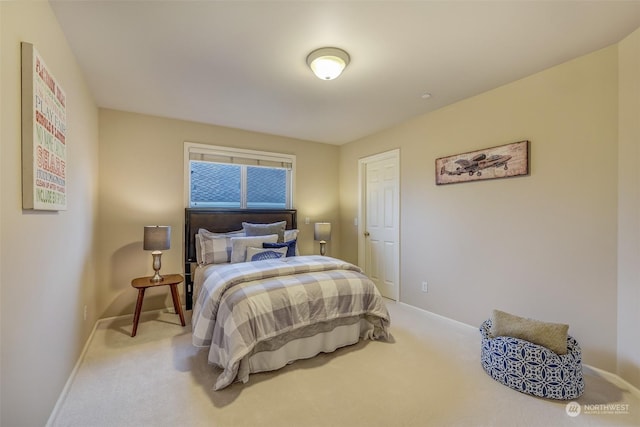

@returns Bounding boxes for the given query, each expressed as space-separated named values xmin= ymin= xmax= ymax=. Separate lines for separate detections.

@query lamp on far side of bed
xmin=143 ymin=226 xmax=171 ymax=282
xmin=314 ymin=222 xmax=331 ymax=256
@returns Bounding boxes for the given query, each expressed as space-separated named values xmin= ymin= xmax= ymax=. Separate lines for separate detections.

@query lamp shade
xmin=143 ymin=226 xmax=171 ymax=251
xmin=306 ymin=47 xmax=350 ymax=80
xmin=314 ymin=222 xmax=332 ymax=242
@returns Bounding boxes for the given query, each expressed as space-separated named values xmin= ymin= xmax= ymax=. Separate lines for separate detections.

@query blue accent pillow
xmin=263 ymin=239 xmax=297 ymax=257
xmin=251 ymin=250 xmax=285 ymax=261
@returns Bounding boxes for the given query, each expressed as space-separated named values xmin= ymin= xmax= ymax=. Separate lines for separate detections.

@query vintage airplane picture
xmin=435 ymin=140 xmax=529 ymax=185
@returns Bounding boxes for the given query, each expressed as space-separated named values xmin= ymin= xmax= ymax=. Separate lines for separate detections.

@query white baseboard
xmin=396 ymin=301 xmax=640 ymax=397
xmin=397 ymin=301 xmax=477 ymax=331
xmin=45 ymin=305 xmax=186 ymax=426
xmin=583 ymin=365 xmax=640 ymax=399
xmin=45 ymin=318 xmax=100 ymax=427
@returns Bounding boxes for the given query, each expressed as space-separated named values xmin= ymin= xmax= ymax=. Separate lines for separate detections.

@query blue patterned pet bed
xmin=480 ymin=319 xmax=585 ymax=400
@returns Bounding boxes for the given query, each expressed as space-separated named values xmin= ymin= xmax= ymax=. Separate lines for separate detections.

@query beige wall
xmin=0 ymin=2 xmax=99 ymax=426
xmin=97 ymin=109 xmax=340 ymax=318
xmin=340 ymin=46 xmax=621 ymax=373
xmin=1 ymin=8 xmax=637 ymax=427
xmin=0 ymin=4 xmax=4 ymax=423
xmin=617 ymin=27 xmax=640 ymax=388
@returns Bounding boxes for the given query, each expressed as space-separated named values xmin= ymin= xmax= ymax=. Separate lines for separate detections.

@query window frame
xmin=184 ymin=142 xmax=296 ymax=209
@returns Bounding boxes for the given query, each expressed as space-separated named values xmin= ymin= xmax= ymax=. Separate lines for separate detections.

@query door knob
xmin=364 ymin=231 xmax=370 ymax=237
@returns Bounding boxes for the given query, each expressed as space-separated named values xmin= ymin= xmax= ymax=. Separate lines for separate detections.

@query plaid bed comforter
xmin=192 ymin=255 xmax=390 ymax=390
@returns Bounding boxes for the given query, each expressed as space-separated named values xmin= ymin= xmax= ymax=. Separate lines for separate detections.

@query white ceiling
xmin=50 ymin=1 xmax=640 ymax=145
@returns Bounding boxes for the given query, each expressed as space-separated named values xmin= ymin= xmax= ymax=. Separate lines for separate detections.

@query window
xmin=185 ymin=142 xmax=295 ymax=209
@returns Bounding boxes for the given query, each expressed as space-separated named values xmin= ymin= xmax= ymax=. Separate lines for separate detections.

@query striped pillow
xmin=197 ymin=228 xmax=244 ymax=265
xmin=199 ymin=234 xmax=230 ymax=265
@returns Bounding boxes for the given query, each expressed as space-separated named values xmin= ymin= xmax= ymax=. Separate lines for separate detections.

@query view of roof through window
xmin=190 ymin=161 xmax=287 ymax=208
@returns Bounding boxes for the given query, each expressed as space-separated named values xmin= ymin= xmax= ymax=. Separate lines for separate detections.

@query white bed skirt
xmin=245 ymin=319 xmax=373 ymax=375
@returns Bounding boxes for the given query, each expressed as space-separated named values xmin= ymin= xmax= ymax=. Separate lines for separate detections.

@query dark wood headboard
xmin=184 ymin=208 xmax=297 ymax=309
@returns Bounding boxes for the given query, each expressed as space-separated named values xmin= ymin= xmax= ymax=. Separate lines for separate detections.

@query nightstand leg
xmin=132 ymin=288 xmax=146 ymax=337
xmin=170 ymin=284 xmax=186 ymax=327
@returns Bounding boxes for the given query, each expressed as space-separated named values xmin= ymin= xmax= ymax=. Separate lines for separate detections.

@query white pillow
xmin=246 ymin=246 xmax=288 ymax=262
xmin=195 ymin=234 xmax=203 ymax=264
xmin=284 ymin=229 xmax=300 ymax=255
xmin=230 ymin=235 xmax=279 ymax=263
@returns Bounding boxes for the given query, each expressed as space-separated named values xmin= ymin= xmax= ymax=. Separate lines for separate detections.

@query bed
xmin=184 ymin=208 xmax=299 ymax=310
xmin=185 ymin=208 xmax=390 ymax=390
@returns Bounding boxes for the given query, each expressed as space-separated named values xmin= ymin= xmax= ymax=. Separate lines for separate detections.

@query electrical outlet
xmin=83 ymin=305 xmax=87 ymax=321
xmin=421 ymin=281 xmax=428 ymax=293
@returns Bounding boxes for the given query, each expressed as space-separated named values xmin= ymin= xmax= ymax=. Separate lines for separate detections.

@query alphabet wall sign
xmin=21 ymin=42 xmax=67 ymax=210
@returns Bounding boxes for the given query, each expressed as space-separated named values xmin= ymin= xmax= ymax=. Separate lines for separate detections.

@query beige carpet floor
xmin=49 ymin=302 xmax=640 ymax=427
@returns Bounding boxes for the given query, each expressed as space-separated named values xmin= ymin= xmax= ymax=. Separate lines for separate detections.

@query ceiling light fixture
xmin=306 ymin=47 xmax=350 ymax=80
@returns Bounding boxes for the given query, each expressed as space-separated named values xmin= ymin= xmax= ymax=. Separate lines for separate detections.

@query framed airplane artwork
xmin=435 ymin=140 xmax=529 ymax=185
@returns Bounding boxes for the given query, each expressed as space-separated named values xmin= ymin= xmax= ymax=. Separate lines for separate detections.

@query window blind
xmin=188 ymin=146 xmax=293 ymax=169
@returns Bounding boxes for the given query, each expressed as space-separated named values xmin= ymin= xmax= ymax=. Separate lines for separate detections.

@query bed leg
xmin=184 ymin=262 xmax=193 ymax=310
xmin=186 ymin=291 xmax=192 ymax=311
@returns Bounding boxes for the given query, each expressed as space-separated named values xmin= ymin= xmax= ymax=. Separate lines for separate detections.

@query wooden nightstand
xmin=130 ymin=273 xmax=186 ymax=337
